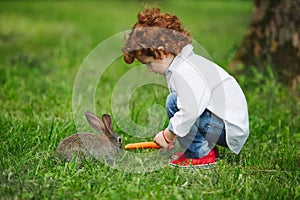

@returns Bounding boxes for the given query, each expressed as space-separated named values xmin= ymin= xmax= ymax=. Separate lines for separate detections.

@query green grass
xmin=1 ymin=0 xmax=299 ymax=199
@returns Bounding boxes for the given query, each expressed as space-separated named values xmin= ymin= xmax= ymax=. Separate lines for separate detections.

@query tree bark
xmin=230 ymin=0 xmax=300 ymax=90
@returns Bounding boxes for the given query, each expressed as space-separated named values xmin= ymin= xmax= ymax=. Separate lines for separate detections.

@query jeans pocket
xmin=205 ymin=122 xmax=225 ymax=144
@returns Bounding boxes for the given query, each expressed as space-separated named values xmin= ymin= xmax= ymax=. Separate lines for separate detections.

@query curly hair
xmin=122 ymin=8 xmax=192 ymax=64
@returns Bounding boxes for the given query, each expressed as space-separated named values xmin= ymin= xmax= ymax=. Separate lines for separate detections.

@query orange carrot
xmin=125 ymin=142 xmax=160 ymax=150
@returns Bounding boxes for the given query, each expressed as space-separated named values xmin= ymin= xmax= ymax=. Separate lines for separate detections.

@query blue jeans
xmin=166 ymin=92 xmax=228 ymax=158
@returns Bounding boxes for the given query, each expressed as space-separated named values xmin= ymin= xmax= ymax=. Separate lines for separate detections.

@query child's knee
xmin=166 ymin=92 xmax=178 ymax=118
xmin=166 ymin=92 xmax=177 ymax=105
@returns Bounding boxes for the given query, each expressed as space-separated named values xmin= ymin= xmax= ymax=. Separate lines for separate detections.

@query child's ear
xmin=157 ymin=46 xmax=166 ymax=60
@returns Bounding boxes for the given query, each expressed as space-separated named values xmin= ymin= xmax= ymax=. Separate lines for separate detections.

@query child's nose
xmin=147 ymin=65 xmax=153 ymax=72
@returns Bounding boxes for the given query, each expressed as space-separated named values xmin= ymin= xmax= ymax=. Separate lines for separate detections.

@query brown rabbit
xmin=56 ymin=111 xmax=122 ymax=163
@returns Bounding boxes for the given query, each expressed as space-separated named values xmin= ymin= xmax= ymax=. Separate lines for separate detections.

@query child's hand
xmin=154 ymin=129 xmax=176 ymax=150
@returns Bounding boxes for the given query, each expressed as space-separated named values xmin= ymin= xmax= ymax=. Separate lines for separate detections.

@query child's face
xmin=136 ymin=54 xmax=174 ymax=75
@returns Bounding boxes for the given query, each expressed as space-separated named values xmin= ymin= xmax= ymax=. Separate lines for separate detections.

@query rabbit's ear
xmin=102 ymin=114 xmax=122 ymax=148
xmin=85 ymin=111 xmax=106 ymax=133
xmin=102 ymin=114 xmax=113 ymax=131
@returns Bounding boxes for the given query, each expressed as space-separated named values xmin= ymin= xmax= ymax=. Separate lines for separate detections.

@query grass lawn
xmin=0 ymin=0 xmax=299 ymax=199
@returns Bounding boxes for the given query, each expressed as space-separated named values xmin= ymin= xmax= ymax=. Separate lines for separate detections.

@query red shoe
xmin=172 ymin=146 xmax=220 ymax=160
xmin=170 ymin=149 xmax=216 ymax=168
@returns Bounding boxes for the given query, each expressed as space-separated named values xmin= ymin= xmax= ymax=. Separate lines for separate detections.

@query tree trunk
xmin=230 ymin=0 xmax=300 ymax=90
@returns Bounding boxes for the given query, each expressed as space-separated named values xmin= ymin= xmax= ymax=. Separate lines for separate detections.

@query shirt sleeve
xmin=169 ymin=69 xmax=211 ymax=137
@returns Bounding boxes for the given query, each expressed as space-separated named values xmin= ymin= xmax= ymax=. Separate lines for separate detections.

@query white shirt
xmin=165 ymin=44 xmax=249 ymax=154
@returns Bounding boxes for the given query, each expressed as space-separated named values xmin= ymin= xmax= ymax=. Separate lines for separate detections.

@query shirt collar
xmin=180 ymin=44 xmax=194 ymax=57
xmin=165 ymin=44 xmax=194 ymax=75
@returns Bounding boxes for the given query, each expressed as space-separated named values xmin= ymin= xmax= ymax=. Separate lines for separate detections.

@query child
xmin=122 ymin=8 xmax=249 ymax=167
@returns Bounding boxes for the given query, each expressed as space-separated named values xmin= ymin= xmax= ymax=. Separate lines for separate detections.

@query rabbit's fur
xmin=56 ymin=112 xmax=122 ymax=163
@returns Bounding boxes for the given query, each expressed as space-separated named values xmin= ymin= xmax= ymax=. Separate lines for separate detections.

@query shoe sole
xmin=172 ymin=156 xmax=220 ymax=161
xmin=169 ymin=161 xmax=218 ymax=169
xmin=172 ymin=151 xmax=220 ymax=160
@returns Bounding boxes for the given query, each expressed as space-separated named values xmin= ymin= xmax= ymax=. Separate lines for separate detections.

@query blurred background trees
xmin=230 ymin=0 xmax=300 ymax=90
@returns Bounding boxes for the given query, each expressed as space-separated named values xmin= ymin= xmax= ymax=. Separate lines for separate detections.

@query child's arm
xmin=154 ymin=129 xmax=177 ymax=149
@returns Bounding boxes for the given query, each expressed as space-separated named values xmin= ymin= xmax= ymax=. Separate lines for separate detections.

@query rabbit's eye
xmin=117 ymin=137 xmax=122 ymax=143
